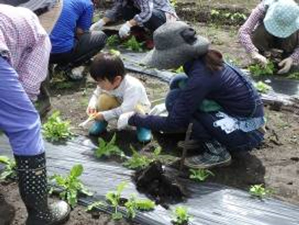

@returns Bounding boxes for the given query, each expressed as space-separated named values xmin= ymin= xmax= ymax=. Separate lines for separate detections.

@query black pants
xmin=121 ymin=5 xmax=166 ymax=31
xmin=50 ymin=31 xmax=107 ymax=68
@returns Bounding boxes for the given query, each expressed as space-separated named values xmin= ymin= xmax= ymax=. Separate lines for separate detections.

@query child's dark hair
xmin=203 ymin=49 xmax=224 ymax=72
xmin=90 ymin=53 xmax=125 ymax=82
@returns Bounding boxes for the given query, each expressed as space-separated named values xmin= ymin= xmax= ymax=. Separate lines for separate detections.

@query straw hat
xmin=142 ymin=21 xmax=210 ymax=70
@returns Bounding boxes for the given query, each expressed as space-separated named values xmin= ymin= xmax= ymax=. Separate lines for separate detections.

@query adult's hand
xmin=251 ymin=52 xmax=268 ymax=67
xmin=119 ymin=21 xmax=132 ymax=39
xmin=278 ymin=57 xmax=293 ymax=74
xmin=90 ymin=19 xmax=106 ymax=31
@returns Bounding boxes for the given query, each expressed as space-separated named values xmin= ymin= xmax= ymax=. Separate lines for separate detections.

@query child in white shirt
xmin=87 ymin=52 xmax=151 ymax=142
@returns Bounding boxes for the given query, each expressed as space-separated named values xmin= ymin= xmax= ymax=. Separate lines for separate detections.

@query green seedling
xmin=287 ymin=71 xmax=299 ymax=80
xmin=123 ymin=36 xmax=144 ymax=52
xmin=172 ymin=206 xmax=191 ymax=225
xmin=124 ymin=194 xmax=155 ymax=219
xmin=95 ymin=133 xmax=125 ymax=158
xmin=189 ymin=169 xmax=214 ymax=182
xmin=107 ymin=35 xmax=120 ymax=47
xmin=123 ymin=145 xmax=152 ymax=170
xmin=109 ymin=49 xmax=121 ymax=56
xmin=86 ymin=201 xmax=106 ymax=212
xmin=50 ymin=164 xmax=92 ymax=208
xmin=43 ymin=111 xmax=73 ymax=142
xmin=248 ymin=61 xmax=275 ymax=76
xmin=123 ymin=146 xmax=162 ymax=170
xmin=106 ymin=181 xmax=127 ymax=220
xmin=173 ymin=66 xmax=184 ymax=74
xmin=254 ymin=81 xmax=271 ymax=94
xmin=0 ymin=156 xmax=17 ymax=181
xmin=249 ymin=184 xmax=273 ymax=198
xmin=170 ymin=0 xmax=177 ymax=7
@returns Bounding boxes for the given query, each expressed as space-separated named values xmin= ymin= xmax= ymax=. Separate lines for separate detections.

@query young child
xmin=86 ymin=52 xmax=151 ymax=142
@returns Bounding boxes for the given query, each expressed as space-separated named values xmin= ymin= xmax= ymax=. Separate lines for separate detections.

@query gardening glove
xmin=90 ymin=19 xmax=106 ymax=31
xmin=117 ymin=111 xmax=135 ymax=130
xmin=251 ymin=52 xmax=268 ymax=67
xmin=119 ymin=21 xmax=132 ymax=39
xmin=278 ymin=57 xmax=293 ymax=74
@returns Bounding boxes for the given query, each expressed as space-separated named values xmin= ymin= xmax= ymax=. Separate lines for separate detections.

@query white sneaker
xmin=69 ymin=66 xmax=85 ymax=80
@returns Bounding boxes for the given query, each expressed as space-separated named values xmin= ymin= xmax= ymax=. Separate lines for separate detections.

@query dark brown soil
xmin=134 ymin=161 xmax=187 ymax=207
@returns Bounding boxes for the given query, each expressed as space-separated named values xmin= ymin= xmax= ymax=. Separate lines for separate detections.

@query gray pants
xmin=50 ymin=31 xmax=107 ymax=68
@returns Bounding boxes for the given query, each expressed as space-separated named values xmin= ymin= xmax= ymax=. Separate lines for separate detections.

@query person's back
xmin=50 ymin=0 xmax=93 ymax=53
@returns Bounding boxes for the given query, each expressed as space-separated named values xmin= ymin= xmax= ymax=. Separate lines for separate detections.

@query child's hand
xmin=94 ymin=112 xmax=104 ymax=121
xmin=86 ymin=106 xmax=97 ymax=115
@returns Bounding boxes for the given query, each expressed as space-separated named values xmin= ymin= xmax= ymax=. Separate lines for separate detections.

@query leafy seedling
xmin=173 ymin=66 xmax=184 ymax=74
xmin=95 ymin=133 xmax=125 ymax=158
xmin=254 ymin=81 xmax=271 ymax=94
xmin=109 ymin=49 xmax=121 ymax=56
xmin=249 ymin=184 xmax=273 ymax=198
xmin=107 ymin=35 xmax=120 ymax=47
xmin=287 ymin=71 xmax=299 ymax=80
xmin=86 ymin=201 xmax=106 ymax=212
xmin=123 ymin=145 xmax=152 ymax=170
xmin=105 ymin=181 xmax=127 ymax=220
xmin=0 ymin=156 xmax=17 ymax=181
xmin=50 ymin=164 xmax=92 ymax=208
xmin=172 ymin=206 xmax=191 ymax=225
xmin=123 ymin=36 xmax=144 ymax=52
xmin=248 ymin=61 xmax=275 ymax=76
xmin=189 ymin=169 xmax=214 ymax=182
xmin=43 ymin=111 xmax=73 ymax=142
xmin=124 ymin=194 xmax=155 ymax=219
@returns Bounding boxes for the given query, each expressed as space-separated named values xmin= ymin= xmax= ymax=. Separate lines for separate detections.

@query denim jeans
xmin=0 ymin=57 xmax=44 ymax=156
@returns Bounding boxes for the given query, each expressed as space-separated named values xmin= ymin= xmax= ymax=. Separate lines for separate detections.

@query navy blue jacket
xmin=129 ymin=58 xmax=264 ymax=132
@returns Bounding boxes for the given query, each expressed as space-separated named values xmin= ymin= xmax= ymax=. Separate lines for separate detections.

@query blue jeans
xmin=0 ymin=57 xmax=44 ymax=156
xmin=121 ymin=5 xmax=166 ymax=31
xmin=166 ymin=74 xmax=264 ymax=152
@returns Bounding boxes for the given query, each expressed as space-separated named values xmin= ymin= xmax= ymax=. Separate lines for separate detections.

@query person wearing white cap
xmin=0 ymin=3 xmax=70 ymax=225
xmin=239 ymin=0 xmax=299 ymax=74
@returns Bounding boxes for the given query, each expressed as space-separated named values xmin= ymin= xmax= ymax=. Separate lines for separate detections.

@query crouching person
xmin=0 ymin=4 xmax=70 ymax=225
xmin=86 ymin=52 xmax=152 ymax=143
xmin=121 ymin=21 xmax=266 ymax=169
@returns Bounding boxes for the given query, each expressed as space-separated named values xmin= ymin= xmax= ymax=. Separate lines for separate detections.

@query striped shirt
xmin=105 ymin=0 xmax=177 ymax=26
xmin=238 ymin=2 xmax=299 ymax=63
xmin=0 ymin=4 xmax=51 ymax=101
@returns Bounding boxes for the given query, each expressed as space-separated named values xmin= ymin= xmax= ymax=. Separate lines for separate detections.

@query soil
xmin=134 ymin=161 xmax=187 ymax=207
xmin=1 ymin=0 xmax=299 ymax=224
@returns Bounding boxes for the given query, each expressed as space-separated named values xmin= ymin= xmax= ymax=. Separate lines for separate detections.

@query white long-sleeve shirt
xmin=88 ymin=75 xmax=151 ymax=121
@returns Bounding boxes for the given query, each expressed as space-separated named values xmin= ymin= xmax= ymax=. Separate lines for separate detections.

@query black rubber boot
xmin=14 ymin=153 xmax=70 ymax=225
xmin=0 ymin=192 xmax=15 ymax=225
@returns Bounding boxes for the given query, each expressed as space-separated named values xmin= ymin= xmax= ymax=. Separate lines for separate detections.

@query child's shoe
xmin=89 ymin=121 xmax=108 ymax=136
xmin=136 ymin=127 xmax=152 ymax=143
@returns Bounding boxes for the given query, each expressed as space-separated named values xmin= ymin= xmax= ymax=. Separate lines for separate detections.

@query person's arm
xmin=77 ymin=4 xmax=93 ymax=33
xmin=104 ymin=0 xmax=123 ymax=22
xmin=290 ymin=46 xmax=299 ymax=64
xmin=19 ymin=34 xmax=51 ymax=102
xmin=238 ymin=3 xmax=266 ymax=54
xmin=132 ymin=0 xmax=153 ymax=27
xmin=87 ymin=86 xmax=101 ymax=114
xmin=101 ymin=85 xmax=145 ymax=121
xmin=129 ymin=64 xmax=215 ymax=132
